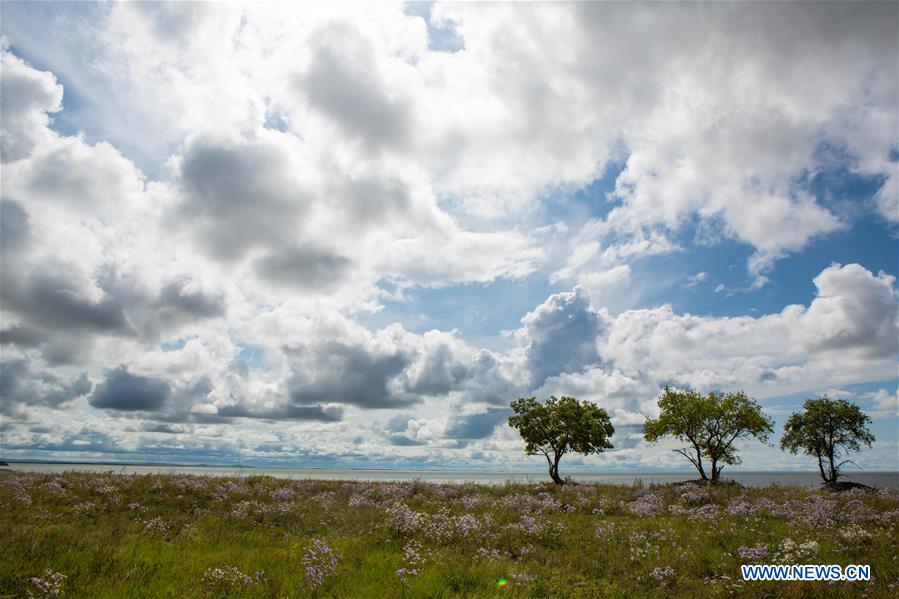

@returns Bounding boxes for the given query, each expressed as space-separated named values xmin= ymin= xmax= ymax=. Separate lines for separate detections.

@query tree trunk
xmin=544 ymin=452 xmax=564 ymax=485
xmin=549 ymin=461 xmax=563 ymax=485
xmin=816 ymin=454 xmax=829 ymax=483
xmin=710 ymin=457 xmax=719 ymax=482
xmin=695 ymin=446 xmax=708 ymax=481
xmin=826 ymin=424 xmax=837 ymax=483
xmin=828 ymin=448 xmax=838 ymax=483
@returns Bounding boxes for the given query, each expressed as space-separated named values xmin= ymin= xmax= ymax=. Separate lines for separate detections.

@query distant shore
xmin=2 ymin=460 xmax=897 ymax=488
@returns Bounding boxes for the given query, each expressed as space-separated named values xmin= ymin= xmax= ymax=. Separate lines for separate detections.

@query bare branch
xmin=673 ymin=448 xmax=700 ymax=470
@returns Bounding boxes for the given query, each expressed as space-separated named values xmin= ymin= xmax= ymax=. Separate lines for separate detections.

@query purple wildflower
xmin=737 ymin=544 xmax=768 ymax=562
xmin=202 ymin=566 xmax=266 ymax=588
xmin=386 ymin=502 xmax=425 ymax=536
xmin=454 ymin=514 xmax=480 ymax=537
xmin=269 ymin=487 xmax=295 ymax=501
xmin=688 ymin=503 xmax=720 ymax=521
xmin=302 ymin=538 xmax=341 ymax=590
xmin=624 ymin=493 xmax=662 ymax=517
xmin=396 ymin=541 xmax=425 ymax=585
xmin=519 ymin=514 xmax=542 ymax=535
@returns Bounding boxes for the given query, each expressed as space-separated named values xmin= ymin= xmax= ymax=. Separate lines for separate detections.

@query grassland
xmin=1 ymin=470 xmax=897 ymax=598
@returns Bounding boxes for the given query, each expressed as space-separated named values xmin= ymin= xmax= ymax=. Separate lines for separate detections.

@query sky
xmin=0 ymin=1 xmax=896 ymax=473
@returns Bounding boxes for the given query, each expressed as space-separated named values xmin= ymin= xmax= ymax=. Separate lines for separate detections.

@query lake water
xmin=3 ymin=463 xmax=898 ymax=487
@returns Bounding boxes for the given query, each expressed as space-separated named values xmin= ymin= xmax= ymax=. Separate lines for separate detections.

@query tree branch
xmin=836 ymin=459 xmax=860 ymax=472
xmin=674 ymin=448 xmax=703 ymax=475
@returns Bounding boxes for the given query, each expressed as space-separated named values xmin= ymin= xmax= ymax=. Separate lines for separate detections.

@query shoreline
xmin=3 ymin=464 xmax=897 ymax=488
xmin=3 ymin=459 xmax=896 ymax=474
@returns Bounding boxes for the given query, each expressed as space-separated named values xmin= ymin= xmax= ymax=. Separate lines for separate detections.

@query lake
xmin=3 ymin=462 xmax=898 ymax=487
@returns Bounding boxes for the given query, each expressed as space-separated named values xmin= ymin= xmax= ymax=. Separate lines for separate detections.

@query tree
xmin=643 ymin=387 xmax=774 ymax=482
xmin=780 ymin=396 xmax=875 ymax=484
xmin=508 ymin=396 xmax=614 ymax=485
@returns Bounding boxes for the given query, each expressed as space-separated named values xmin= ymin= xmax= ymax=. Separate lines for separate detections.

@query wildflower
xmin=425 ymin=510 xmax=454 ymax=540
xmin=774 ymin=538 xmax=819 ymax=563
xmin=228 ymin=500 xmax=259 ymax=520
xmin=269 ymin=487 xmax=295 ymax=501
xmin=511 ymin=572 xmax=535 ymax=585
xmin=312 ymin=491 xmax=336 ymax=507
xmin=842 ymin=499 xmax=880 ymax=525
xmin=302 ymin=538 xmax=341 ymax=590
xmin=42 ymin=481 xmax=66 ymax=496
xmin=27 ymin=569 xmax=66 ymax=598
xmin=455 ymin=514 xmax=480 ymax=537
xmin=761 ymin=495 xmax=836 ymax=527
xmin=649 ymin=566 xmax=675 ymax=581
xmin=839 ymin=524 xmax=871 ymax=544
xmin=628 ymin=531 xmax=665 ymax=561
xmin=536 ymin=493 xmax=562 ymax=512
xmin=92 ymin=484 xmax=116 ymax=495
xmin=737 ymin=544 xmax=769 ymax=562
xmin=726 ymin=500 xmax=757 ymax=517
xmin=396 ymin=568 xmax=419 ymax=584
xmin=624 ymin=493 xmax=662 ymax=517
xmin=144 ymin=517 xmax=171 ymax=535
xmin=403 ymin=540 xmax=424 ymax=564
xmin=519 ymin=514 xmax=542 ymax=535
xmin=202 ymin=566 xmax=266 ymax=589
xmin=704 ymin=573 xmax=744 ymax=591
xmin=73 ymin=501 xmax=96 ymax=515
xmin=476 ymin=547 xmax=504 ymax=562
xmin=395 ymin=538 xmax=427 ymax=586
xmin=386 ymin=502 xmax=425 ymax=536
xmin=460 ymin=494 xmax=487 ymax=510
xmin=595 ymin=524 xmax=613 ymax=538
xmin=688 ymin=503 xmax=720 ymax=521
xmin=678 ymin=488 xmax=707 ymax=504
xmin=348 ymin=494 xmax=374 ymax=508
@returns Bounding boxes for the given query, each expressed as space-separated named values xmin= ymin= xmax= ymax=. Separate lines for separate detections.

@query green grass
xmin=1 ymin=471 xmax=897 ymax=597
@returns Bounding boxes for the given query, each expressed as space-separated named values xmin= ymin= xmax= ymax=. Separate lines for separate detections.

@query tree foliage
xmin=643 ymin=387 xmax=774 ymax=482
xmin=780 ymin=395 xmax=875 ymax=484
xmin=508 ymin=396 xmax=614 ymax=485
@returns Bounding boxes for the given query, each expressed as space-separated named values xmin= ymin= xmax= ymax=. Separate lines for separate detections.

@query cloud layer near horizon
xmin=1 ymin=1 xmax=896 ymax=471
